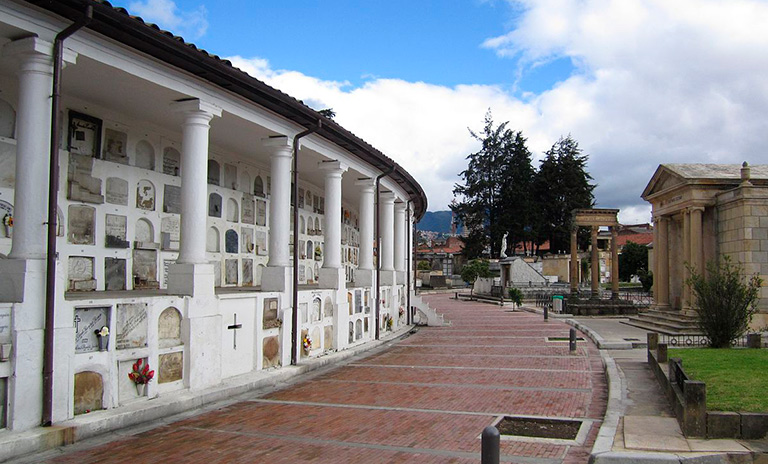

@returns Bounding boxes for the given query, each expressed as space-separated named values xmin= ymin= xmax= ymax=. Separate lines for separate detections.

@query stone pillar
xmin=318 ymin=160 xmax=347 ymax=289
xmin=570 ymin=227 xmax=579 ymax=296
xmin=656 ymin=216 xmax=670 ymax=308
xmin=379 ymin=191 xmax=396 ymax=285
xmin=167 ymin=99 xmax=221 ymax=297
xmin=590 ymin=226 xmax=599 ymax=299
xmin=394 ymin=202 xmax=407 ymax=285
xmin=260 ymin=136 xmax=293 ymax=292
xmin=690 ymin=207 xmax=704 ymax=276
xmin=355 ymin=179 xmax=375 ymax=287
xmin=611 ymin=226 xmax=619 ymax=299
xmin=682 ymin=209 xmax=691 ymax=310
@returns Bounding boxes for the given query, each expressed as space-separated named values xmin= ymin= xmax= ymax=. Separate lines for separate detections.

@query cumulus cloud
xmin=229 ymin=0 xmax=768 ymax=225
xmin=128 ymin=0 xmax=208 ymax=39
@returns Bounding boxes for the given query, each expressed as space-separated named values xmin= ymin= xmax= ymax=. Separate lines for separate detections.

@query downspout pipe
xmin=43 ymin=5 xmax=93 ymax=427
xmin=291 ymin=120 xmax=321 ymax=365
xmin=374 ymin=165 xmax=395 ymax=340
xmin=406 ymin=199 xmax=412 ymax=326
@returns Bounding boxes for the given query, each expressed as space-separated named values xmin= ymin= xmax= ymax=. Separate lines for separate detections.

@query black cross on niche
xmin=227 ymin=313 xmax=242 ymax=349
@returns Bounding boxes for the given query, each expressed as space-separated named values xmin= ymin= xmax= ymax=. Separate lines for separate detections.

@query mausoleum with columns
xmin=642 ymin=163 xmax=768 ymax=327
xmin=0 ymin=1 xmax=427 ymax=432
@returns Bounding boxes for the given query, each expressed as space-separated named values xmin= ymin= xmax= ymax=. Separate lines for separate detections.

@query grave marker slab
xmin=225 ymin=229 xmax=238 ymax=254
xmin=162 ymin=147 xmax=180 ymax=176
xmin=74 ymin=306 xmax=109 ymax=353
xmin=68 ymin=256 xmax=96 ymax=291
xmin=132 ymin=249 xmax=158 ymax=289
xmin=255 ymin=231 xmax=267 ymax=255
xmin=225 ymin=259 xmax=238 ymax=285
xmin=158 ymin=351 xmax=183 ymax=383
xmin=241 ymin=197 xmax=255 ymax=224
xmin=135 ymin=140 xmax=155 ymax=171
xmin=67 ymin=153 xmax=104 ymax=204
xmin=263 ymin=336 xmax=280 ymax=368
xmin=73 ymin=372 xmax=103 ymax=415
xmin=224 ymin=164 xmax=237 ymax=190
xmin=162 ymin=259 xmax=174 ymax=288
xmin=209 ymin=193 xmax=222 ymax=217
xmin=105 ymin=177 xmax=129 ymax=205
xmin=68 ymin=205 xmax=95 ymax=245
xmin=256 ymin=199 xmax=266 ymax=226
xmin=103 ymin=128 xmax=128 ymax=164
xmin=163 ymin=184 xmax=181 ymax=214
xmin=105 ymin=257 xmax=126 ymax=291
xmin=160 ymin=217 xmax=180 ymax=251
xmin=242 ymin=259 xmax=253 ymax=286
xmin=116 ymin=303 xmax=148 ymax=350
xmin=136 ymin=180 xmax=155 ymax=210
xmin=105 ymin=214 xmax=129 ymax=248
xmin=263 ymin=298 xmax=280 ymax=329
xmin=324 ymin=325 xmax=333 ymax=351
xmin=0 ymin=305 xmax=10 ymax=343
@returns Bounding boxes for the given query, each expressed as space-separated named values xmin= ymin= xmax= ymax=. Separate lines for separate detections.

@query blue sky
xmin=117 ymin=0 xmax=768 ymax=223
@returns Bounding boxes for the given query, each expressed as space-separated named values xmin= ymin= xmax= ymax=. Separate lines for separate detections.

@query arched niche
xmin=253 ymin=176 xmax=264 ymax=197
xmin=135 ymin=140 xmax=155 ymax=171
xmin=239 ymin=171 xmax=251 ymax=194
xmin=226 ymin=198 xmax=239 ymax=222
xmin=306 ymin=240 xmax=313 ymax=260
xmin=300 ymin=215 xmax=305 ymax=235
xmin=206 ymin=226 xmax=220 ymax=252
xmin=324 ymin=297 xmax=333 ymax=318
xmin=136 ymin=179 xmax=155 ymax=210
xmin=348 ymin=321 xmax=354 ymax=344
xmin=355 ymin=319 xmax=362 ymax=340
xmin=312 ymin=298 xmax=321 ymax=322
xmin=162 ymin=147 xmax=180 ymax=176
xmin=225 ymin=229 xmax=238 ymax=254
xmin=73 ymin=371 xmax=103 ymax=415
xmin=255 ymin=263 xmax=265 ymax=286
xmin=135 ymin=218 xmax=154 ymax=243
xmin=158 ymin=307 xmax=182 ymax=348
xmin=223 ymin=163 xmax=237 ymax=190
xmin=208 ymin=193 xmax=222 ymax=217
xmin=315 ymin=217 xmax=321 ymax=233
xmin=207 ymin=159 xmax=220 ymax=185
xmin=0 ymin=98 xmax=16 ymax=138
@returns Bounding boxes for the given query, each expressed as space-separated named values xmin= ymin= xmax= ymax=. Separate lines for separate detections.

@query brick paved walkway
xmin=42 ymin=294 xmax=607 ymax=463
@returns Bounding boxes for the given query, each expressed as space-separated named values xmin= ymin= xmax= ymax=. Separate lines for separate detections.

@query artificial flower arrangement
xmin=302 ymin=334 xmax=312 ymax=352
xmin=384 ymin=315 xmax=393 ymax=331
xmin=95 ymin=326 xmax=109 ymax=338
xmin=2 ymin=214 xmax=12 ymax=227
xmin=128 ymin=358 xmax=155 ymax=385
xmin=398 ymin=307 xmax=405 ymax=318
xmin=94 ymin=325 xmax=109 ymax=351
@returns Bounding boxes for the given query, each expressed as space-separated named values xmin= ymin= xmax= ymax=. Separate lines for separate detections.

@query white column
xmin=379 ymin=191 xmax=396 ymax=285
xmin=394 ymin=201 xmax=407 ymax=284
xmin=3 ymin=38 xmax=56 ymax=260
xmin=260 ymin=136 xmax=293 ymax=292
xmin=355 ymin=178 xmax=375 ymax=286
xmin=172 ymin=99 xmax=221 ymax=265
xmin=318 ymin=160 xmax=347 ymax=290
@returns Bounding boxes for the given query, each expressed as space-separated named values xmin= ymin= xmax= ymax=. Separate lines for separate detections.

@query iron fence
xmin=660 ymin=333 xmax=766 ymax=348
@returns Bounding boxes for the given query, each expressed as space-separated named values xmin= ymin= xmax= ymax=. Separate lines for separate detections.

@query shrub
xmin=687 ymin=256 xmax=763 ymax=348
xmin=637 ymin=268 xmax=653 ymax=293
xmin=416 ymin=260 xmax=431 ymax=271
xmin=508 ymin=287 xmax=523 ymax=307
xmin=461 ymin=259 xmax=492 ymax=285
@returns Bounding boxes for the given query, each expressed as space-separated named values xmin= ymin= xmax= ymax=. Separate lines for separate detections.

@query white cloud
xmin=228 ymin=0 xmax=768 ymax=223
xmin=128 ymin=0 xmax=208 ymax=39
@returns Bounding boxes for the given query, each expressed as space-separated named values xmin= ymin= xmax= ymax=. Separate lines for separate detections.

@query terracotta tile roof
xmin=616 ymin=233 xmax=653 ymax=247
xmin=416 ymin=236 xmax=464 ymax=254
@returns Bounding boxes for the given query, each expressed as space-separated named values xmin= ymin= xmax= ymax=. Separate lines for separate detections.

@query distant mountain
xmin=416 ymin=210 xmax=454 ymax=234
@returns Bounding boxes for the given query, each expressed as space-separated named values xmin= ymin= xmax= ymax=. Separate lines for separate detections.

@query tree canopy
xmin=618 ymin=241 xmax=648 ymax=281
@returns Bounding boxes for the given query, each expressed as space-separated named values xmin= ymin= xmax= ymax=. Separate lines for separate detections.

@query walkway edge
xmin=566 ymin=318 xmax=634 ymax=350
xmin=0 ymin=326 xmax=415 ymax=463
xmin=588 ymin=350 xmax=626 ymax=463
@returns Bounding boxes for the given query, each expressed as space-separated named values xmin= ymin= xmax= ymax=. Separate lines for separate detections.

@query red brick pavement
xmin=43 ymin=294 xmax=606 ymax=463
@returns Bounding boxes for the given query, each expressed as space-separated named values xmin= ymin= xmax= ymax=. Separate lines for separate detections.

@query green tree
xmin=461 ymin=259 xmax=492 ymax=285
xmin=618 ymin=241 xmax=648 ymax=281
xmin=687 ymin=256 xmax=763 ymax=348
xmin=501 ymin=131 xmax=536 ymax=256
xmin=532 ymin=135 xmax=595 ymax=253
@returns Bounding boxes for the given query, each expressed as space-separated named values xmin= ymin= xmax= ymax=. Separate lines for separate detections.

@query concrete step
xmin=621 ymin=319 xmax=702 ymax=336
xmin=632 ymin=313 xmax=698 ymax=328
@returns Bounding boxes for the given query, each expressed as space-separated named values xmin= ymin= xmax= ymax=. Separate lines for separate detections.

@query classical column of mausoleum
xmin=260 ymin=136 xmax=293 ymax=292
xmin=355 ymin=178 xmax=376 ymax=287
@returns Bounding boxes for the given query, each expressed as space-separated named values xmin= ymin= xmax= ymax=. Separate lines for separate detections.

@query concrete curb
xmin=567 ymin=318 xmax=635 ymax=350
xmin=0 ymin=325 xmax=416 ymax=463
xmin=589 ymin=351 xmax=627 ymax=463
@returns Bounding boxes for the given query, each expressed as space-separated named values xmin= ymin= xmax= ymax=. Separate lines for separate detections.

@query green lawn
xmin=669 ymin=348 xmax=768 ymax=412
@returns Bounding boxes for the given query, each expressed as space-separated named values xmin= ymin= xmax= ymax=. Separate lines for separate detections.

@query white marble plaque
xmin=106 ymin=177 xmax=129 ymax=205
xmin=68 ymin=256 xmax=96 ymax=291
xmin=256 ymin=199 xmax=266 ymax=226
xmin=105 ymin=214 xmax=128 ymax=248
xmin=163 ymin=184 xmax=181 ymax=214
xmin=162 ymin=147 xmax=180 ymax=176
xmin=68 ymin=205 xmax=95 ymax=245
xmin=241 ymin=197 xmax=255 ymax=224
xmin=161 ymin=217 xmax=180 ymax=251
xmin=103 ymin=128 xmax=128 ymax=164
xmin=74 ymin=306 xmax=109 ymax=353
xmin=116 ymin=303 xmax=148 ymax=350
xmin=0 ymin=306 xmax=10 ymax=343
xmin=132 ymin=249 xmax=158 ymax=288
xmin=255 ymin=230 xmax=267 ymax=255
xmin=225 ymin=259 xmax=238 ymax=285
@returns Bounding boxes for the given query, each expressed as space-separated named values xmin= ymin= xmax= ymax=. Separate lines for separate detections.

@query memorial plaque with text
xmin=158 ymin=351 xmax=183 ymax=383
xmin=242 ymin=197 xmax=255 ymax=224
xmin=105 ymin=214 xmax=129 ymax=248
xmin=74 ymin=306 xmax=109 ymax=353
xmin=225 ymin=259 xmax=238 ymax=285
xmin=105 ymin=177 xmax=129 ymax=205
xmin=161 ymin=216 xmax=180 ymax=251
xmin=116 ymin=303 xmax=148 ymax=350
xmin=68 ymin=205 xmax=95 ymax=245
xmin=163 ymin=184 xmax=181 ymax=214
xmin=225 ymin=229 xmax=238 ymax=254
xmin=105 ymin=257 xmax=126 ymax=291
xmin=0 ymin=306 xmax=11 ymax=343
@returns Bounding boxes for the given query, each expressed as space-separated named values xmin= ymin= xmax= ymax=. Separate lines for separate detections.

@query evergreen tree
xmin=501 ymin=131 xmax=535 ymax=255
xmin=618 ymin=241 xmax=648 ymax=281
xmin=533 ymin=135 xmax=595 ymax=253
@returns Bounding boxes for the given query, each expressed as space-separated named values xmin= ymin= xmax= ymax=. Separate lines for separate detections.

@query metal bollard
xmin=481 ymin=426 xmax=500 ymax=464
xmin=569 ymin=328 xmax=577 ymax=354
xmin=544 ymin=304 xmax=549 ymax=320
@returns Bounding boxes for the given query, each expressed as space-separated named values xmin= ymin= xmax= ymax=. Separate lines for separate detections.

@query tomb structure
xmin=0 ymin=1 xmax=424 ymax=432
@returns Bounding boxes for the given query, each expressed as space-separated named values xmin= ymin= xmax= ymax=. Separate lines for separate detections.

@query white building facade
xmin=0 ymin=0 xmax=426 ymax=431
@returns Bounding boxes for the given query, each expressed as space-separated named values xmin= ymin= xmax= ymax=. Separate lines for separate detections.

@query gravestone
xmin=241 ymin=228 xmax=254 ymax=253
xmin=160 ymin=216 xmax=180 ymax=251
xmin=225 ymin=259 xmax=238 ymax=285
xmin=311 ymin=327 xmax=321 ymax=351
xmin=241 ymin=197 xmax=255 ymax=224
xmin=0 ymin=200 xmax=12 ymax=238
xmin=242 ymin=259 xmax=253 ymax=286
xmin=105 ymin=257 xmax=126 ymax=291
xmin=158 ymin=307 xmax=182 ymax=347
xmin=208 ymin=193 xmax=222 ymax=217
xmin=68 ymin=256 xmax=96 ymax=291
xmin=206 ymin=227 xmax=220 ymax=252
xmin=116 ymin=303 xmax=148 ymax=349
xmin=74 ymin=306 xmax=109 ymax=353
xmin=348 ymin=322 xmax=354 ymax=343
xmin=262 ymin=336 xmax=280 ymax=368
xmin=355 ymin=320 xmax=362 ymax=340
xmin=226 ymin=198 xmax=239 ymax=222
xmin=158 ymin=352 xmax=183 ymax=384
xmin=132 ymin=249 xmax=158 ymax=289
xmin=134 ymin=219 xmax=157 ymax=249
xmin=224 ymin=164 xmax=237 ymax=190
xmin=105 ymin=177 xmax=128 ymax=205
xmin=255 ymin=231 xmax=267 ymax=255
xmin=73 ymin=372 xmax=103 ymax=415
xmin=263 ymin=298 xmax=280 ymax=329
xmin=135 ymin=140 xmax=155 ymax=171
xmin=256 ymin=199 xmax=267 ymax=226
xmin=68 ymin=205 xmax=95 ymax=245
xmin=162 ymin=259 xmax=173 ymax=288
xmin=312 ymin=298 xmax=322 ymax=322
xmin=163 ymin=184 xmax=181 ymax=214
xmin=207 ymin=160 xmax=220 ymax=185
xmin=364 ymin=317 xmax=369 ymax=333
xmin=298 ymin=264 xmax=305 ymax=283
xmin=212 ymin=260 xmax=222 ymax=287
xmin=136 ymin=180 xmax=155 ymax=210
xmin=103 ymin=128 xmax=128 ymax=164
xmin=105 ymin=214 xmax=128 ymax=248
xmin=69 ymin=112 xmax=101 ymax=156
xmin=324 ymin=325 xmax=332 ymax=351
xmin=225 ymin=229 xmax=238 ymax=254
xmin=253 ymin=176 xmax=264 ymax=197
xmin=67 ymin=153 xmax=104 ymax=204
xmin=324 ymin=297 xmax=333 ymax=318
xmin=162 ymin=147 xmax=180 ymax=176
xmin=355 ymin=290 xmax=362 ymax=314
xmin=0 ymin=305 xmax=10 ymax=343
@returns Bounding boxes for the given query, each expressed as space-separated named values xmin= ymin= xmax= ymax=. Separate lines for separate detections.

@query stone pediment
xmin=641 ymin=166 xmax=685 ymax=200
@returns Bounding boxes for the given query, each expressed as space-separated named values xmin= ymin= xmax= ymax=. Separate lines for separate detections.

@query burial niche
xmin=226 ymin=198 xmax=239 ymax=222
xmin=67 ymin=205 xmax=95 ymax=245
xmin=223 ymin=164 xmax=237 ymax=190
xmin=134 ymin=218 xmax=154 ymax=246
xmin=136 ymin=180 xmax=155 ymax=210
xmin=355 ymin=319 xmax=362 ymax=340
xmin=0 ymin=97 xmax=15 ymax=138
xmin=68 ymin=256 xmax=95 ymax=291
xmin=105 ymin=177 xmax=129 ymax=206
xmin=206 ymin=226 xmax=220 ymax=252
xmin=253 ymin=176 xmax=264 ymax=197
xmin=208 ymin=193 xmax=222 ymax=217
xmin=225 ymin=229 xmax=238 ymax=254
xmin=312 ymin=298 xmax=322 ymax=322
xmin=162 ymin=146 xmax=180 ymax=176
xmin=207 ymin=160 xmax=220 ymax=185
xmin=158 ymin=306 xmax=182 ymax=348
xmin=239 ymin=171 xmax=251 ymax=194
xmin=134 ymin=140 xmax=155 ymax=170
xmin=105 ymin=257 xmax=126 ymax=291
xmin=103 ymin=129 xmax=128 ymax=164
xmin=74 ymin=371 xmax=103 ymax=415
xmin=324 ymin=297 xmax=333 ymax=318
